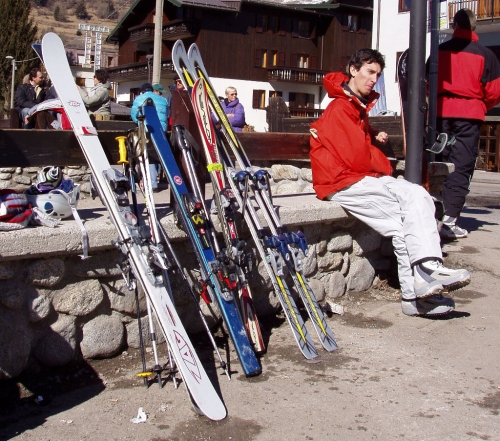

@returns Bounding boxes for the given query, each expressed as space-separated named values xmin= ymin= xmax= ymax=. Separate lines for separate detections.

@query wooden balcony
xmin=107 ymin=59 xmax=175 ymax=82
xmin=161 ymin=18 xmax=198 ymax=41
xmin=129 ymin=23 xmax=155 ymax=43
xmin=448 ymin=0 xmax=500 ymax=22
xmin=129 ymin=19 xmax=198 ymax=44
xmin=267 ymin=67 xmax=328 ymax=85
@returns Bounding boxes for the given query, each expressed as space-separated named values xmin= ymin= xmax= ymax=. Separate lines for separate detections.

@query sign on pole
xmin=78 ymin=23 xmax=110 ymax=71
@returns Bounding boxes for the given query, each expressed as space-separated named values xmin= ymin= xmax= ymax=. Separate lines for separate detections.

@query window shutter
xmin=256 ymin=14 xmax=263 ymax=33
xmin=280 ymin=17 xmax=291 ymax=35
xmin=309 ymin=56 xmax=317 ymax=69
xmin=253 ymin=90 xmax=259 ymax=108
xmin=289 ymin=92 xmax=296 ymax=108
xmin=254 ymin=49 xmax=262 ymax=67
xmin=278 ymin=52 xmax=285 ymax=67
xmin=290 ymin=53 xmax=297 ymax=68
xmin=292 ymin=19 xmax=299 ymax=37
xmin=341 ymin=14 xmax=348 ymax=31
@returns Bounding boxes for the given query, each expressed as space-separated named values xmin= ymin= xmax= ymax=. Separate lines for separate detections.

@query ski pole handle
xmin=115 ymin=136 xmax=129 ymax=165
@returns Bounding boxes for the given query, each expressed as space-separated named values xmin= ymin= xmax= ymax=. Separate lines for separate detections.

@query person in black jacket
xmin=14 ymin=68 xmax=46 ymax=128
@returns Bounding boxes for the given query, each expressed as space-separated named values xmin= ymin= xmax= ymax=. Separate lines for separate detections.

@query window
xmin=256 ymin=14 xmax=268 ymax=33
xmin=289 ymin=92 xmax=314 ymax=109
xmin=269 ymin=16 xmax=279 ymax=34
xmin=399 ymin=0 xmax=410 ymax=12
xmin=298 ymin=20 xmax=310 ymax=38
xmin=292 ymin=19 xmax=312 ymax=38
xmin=347 ymin=14 xmax=359 ymax=32
xmin=269 ymin=91 xmax=283 ymax=98
xmin=291 ymin=53 xmax=309 ymax=69
xmin=253 ymin=90 xmax=266 ymax=109
xmin=270 ymin=50 xmax=278 ymax=67
xmin=254 ymin=49 xmax=267 ymax=68
xmin=130 ymin=87 xmax=141 ymax=102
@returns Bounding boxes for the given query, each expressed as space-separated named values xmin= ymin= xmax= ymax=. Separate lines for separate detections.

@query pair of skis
xmin=40 ymin=32 xmax=227 ymax=421
xmin=172 ymin=41 xmax=338 ymax=359
xmin=141 ymin=102 xmax=262 ymax=378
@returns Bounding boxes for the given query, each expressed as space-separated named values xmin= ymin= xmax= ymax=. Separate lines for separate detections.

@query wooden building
xmin=106 ymin=0 xmax=373 ymax=131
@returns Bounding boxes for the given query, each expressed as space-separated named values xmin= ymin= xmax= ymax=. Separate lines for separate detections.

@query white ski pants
xmin=327 ymin=176 xmax=442 ymax=299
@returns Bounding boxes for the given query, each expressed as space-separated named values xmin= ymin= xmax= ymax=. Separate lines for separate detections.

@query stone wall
xmin=0 ymin=191 xmax=396 ymax=380
xmin=0 ymin=166 xmax=92 ymax=193
xmin=0 ymin=160 xmax=452 ymax=380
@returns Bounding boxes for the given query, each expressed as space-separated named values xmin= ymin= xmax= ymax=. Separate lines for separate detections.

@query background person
xmin=14 ymin=68 xmax=46 ymax=129
xmin=221 ymin=86 xmax=245 ymax=132
xmin=131 ymin=83 xmax=169 ymax=191
xmin=309 ymin=48 xmax=470 ymax=317
xmin=167 ymin=75 xmax=185 ymax=130
xmin=153 ymin=83 xmax=167 ymax=96
xmin=436 ymin=8 xmax=500 ymax=240
xmin=78 ymin=69 xmax=111 ymax=117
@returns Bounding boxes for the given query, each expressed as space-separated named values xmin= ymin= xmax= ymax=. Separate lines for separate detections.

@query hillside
xmin=29 ymin=0 xmax=134 ymax=50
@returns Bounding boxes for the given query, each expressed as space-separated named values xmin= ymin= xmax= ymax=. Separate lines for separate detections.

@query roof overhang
xmin=167 ymin=0 xmax=242 ymax=10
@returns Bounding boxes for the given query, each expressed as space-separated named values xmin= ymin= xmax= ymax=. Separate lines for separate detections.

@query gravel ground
xmin=1 ymin=182 xmax=500 ymax=441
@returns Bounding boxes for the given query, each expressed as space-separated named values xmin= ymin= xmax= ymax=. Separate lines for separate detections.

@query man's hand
xmin=375 ymin=131 xmax=389 ymax=145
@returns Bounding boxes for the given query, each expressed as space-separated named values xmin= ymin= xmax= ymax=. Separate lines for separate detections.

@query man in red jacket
xmin=310 ymin=49 xmax=471 ymax=317
xmin=436 ymin=8 xmax=500 ymax=240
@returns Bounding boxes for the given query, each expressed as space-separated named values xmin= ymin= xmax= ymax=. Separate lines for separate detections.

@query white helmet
xmin=25 ymin=184 xmax=80 ymax=220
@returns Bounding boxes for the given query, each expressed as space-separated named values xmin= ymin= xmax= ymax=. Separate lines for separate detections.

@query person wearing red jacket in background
xmin=436 ymin=8 xmax=500 ymax=240
xmin=309 ymin=48 xmax=471 ymax=317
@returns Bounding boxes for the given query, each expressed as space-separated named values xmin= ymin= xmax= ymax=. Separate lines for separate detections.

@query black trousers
xmin=436 ymin=118 xmax=481 ymax=219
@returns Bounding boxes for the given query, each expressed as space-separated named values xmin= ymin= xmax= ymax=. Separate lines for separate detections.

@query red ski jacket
xmin=437 ymin=29 xmax=500 ymax=121
xmin=309 ymin=72 xmax=392 ymax=200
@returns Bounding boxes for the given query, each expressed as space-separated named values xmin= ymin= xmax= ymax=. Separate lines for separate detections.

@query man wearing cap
xmin=131 ymin=82 xmax=169 ymax=191
xmin=153 ymin=83 xmax=167 ymax=97
xmin=436 ymin=8 xmax=500 ymax=240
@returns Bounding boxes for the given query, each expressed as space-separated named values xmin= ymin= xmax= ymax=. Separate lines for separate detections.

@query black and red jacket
xmin=437 ymin=29 xmax=500 ymax=121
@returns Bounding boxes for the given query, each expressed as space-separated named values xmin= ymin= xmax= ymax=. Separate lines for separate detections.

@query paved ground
xmin=1 ymin=174 xmax=500 ymax=441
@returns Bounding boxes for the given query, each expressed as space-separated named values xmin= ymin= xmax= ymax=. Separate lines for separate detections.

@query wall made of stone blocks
xmin=0 ymin=166 xmax=92 ymax=193
xmin=0 ymin=216 xmax=395 ymax=381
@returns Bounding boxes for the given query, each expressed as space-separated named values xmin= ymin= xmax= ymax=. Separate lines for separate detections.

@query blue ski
xmin=141 ymin=100 xmax=262 ymax=377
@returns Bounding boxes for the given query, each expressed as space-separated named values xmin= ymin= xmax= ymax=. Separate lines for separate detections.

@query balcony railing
xmin=161 ymin=18 xmax=198 ymax=41
xmin=129 ymin=18 xmax=198 ymax=43
xmin=448 ymin=0 xmax=500 ymax=23
xmin=288 ymin=107 xmax=324 ymax=118
xmin=129 ymin=23 xmax=155 ymax=43
xmin=267 ymin=67 xmax=328 ymax=85
xmin=107 ymin=59 xmax=175 ymax=82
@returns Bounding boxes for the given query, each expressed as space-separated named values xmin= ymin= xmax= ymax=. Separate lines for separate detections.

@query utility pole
xmin=405 ymin=1 xmax=427 ymax=185
xmin=152 ymin=0 xmax=164 ymax=85
xmin=5 ymin=56 xmax=15 ymax=110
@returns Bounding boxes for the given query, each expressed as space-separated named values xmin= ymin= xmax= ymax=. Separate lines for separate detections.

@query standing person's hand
xmin=375 ymin=131 xmax=389 ymax=144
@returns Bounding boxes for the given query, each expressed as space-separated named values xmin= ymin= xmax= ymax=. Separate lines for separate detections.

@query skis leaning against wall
xmin=141 ymin=98 xmax=262 ymax=377
xmin=39 ymin=32 xmax=226 ymax=421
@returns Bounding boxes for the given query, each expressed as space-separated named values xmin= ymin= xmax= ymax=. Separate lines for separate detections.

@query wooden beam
xmin=0 ymin=128 xmax=405 ymax=168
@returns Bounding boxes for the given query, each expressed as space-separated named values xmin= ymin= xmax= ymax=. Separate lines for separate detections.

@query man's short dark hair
xmin=453 ymin=8 xmax=476 ymax=31
xmin=29 ymin=68 xmax=41 ymax=81
xmin=94 ymin=69 xmax=109 ymax=84
xmin=347 ymin=49 xmax=385 ymax=77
